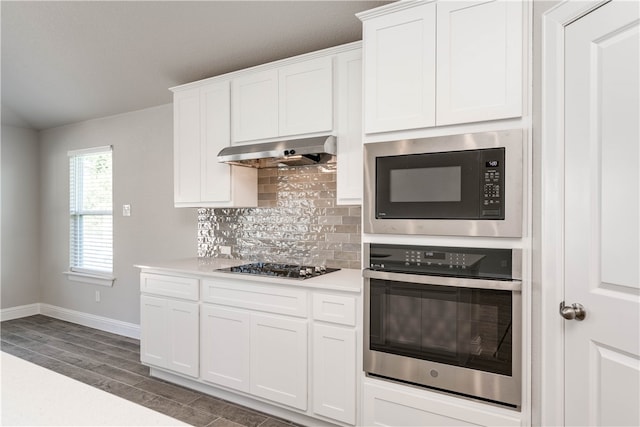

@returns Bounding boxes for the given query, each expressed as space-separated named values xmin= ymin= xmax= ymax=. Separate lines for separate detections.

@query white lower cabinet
xmin=200 ymin=303 xmax=308 ymax=411
xmin=251 ymin=313 xmax=308 ymax=410
xmin=311 ymin=292 xmax=358 ymax=424
xmin=312 ymin=323 xmax=356 ymax=424
xmin=200 ymin=305 xmax=251 ymax=392
xmin=141 ymin=271 xmax=361 ymax=425
xmin=200 ymin=278 xmax=311 ymax=411
xmin=140 ymin=295 xmax=167 ymax=367
xmin=363 ymin=378 xmax=521 ymax=427
xmin=140 ymin=295 xmax=199 ymax=378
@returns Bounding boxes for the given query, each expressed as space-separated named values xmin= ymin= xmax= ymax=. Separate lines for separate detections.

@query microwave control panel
xmin=480 ymin=148 xmax=505 ymax=218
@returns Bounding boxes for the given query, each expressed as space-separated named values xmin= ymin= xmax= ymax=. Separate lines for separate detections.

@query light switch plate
xmin=122 ymin=204 xmax=131 ymax=217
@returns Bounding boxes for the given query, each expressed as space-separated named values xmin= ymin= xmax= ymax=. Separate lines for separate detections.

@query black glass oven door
xmin=369 ymin=279 xmax=513 ymax=376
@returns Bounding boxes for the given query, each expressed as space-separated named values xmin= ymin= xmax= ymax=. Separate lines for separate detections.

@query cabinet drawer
xmin=140 ymin=273 xmax=199 ymax=301
xmin=312 ymin=293 xmax=356 ymax=326
xmin=202 ymin=279 xmax=308 ymax=318
xmin=363 ymin=378 xmax=521 ymax=426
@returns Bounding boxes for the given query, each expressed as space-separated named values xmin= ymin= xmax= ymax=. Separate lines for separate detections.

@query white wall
xmin=531 ymin=1 xmax=561 ymax=425
xmin=38 ymin=104 xmax=196 ymax=324
xmin=1 ymin=125 xmax=42 ymax=308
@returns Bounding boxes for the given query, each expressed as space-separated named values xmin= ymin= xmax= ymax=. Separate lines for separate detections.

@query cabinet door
xmin=336 ymin=49 xmax=363 ymax=205
xmin=201 ymin=82 xmax=257 ymax=207
xmin=436 ymin=0 xmax=522 ymax=125
xmin=251 ymin=314 xmax=308 ymax=410
xmin=231 ymin=69 xmax=278 ymax=142
xmin=312 ymin=324 xmax=356 ymax=424
xmin=200 ymin=305 xmax=251 ymax=392
xmin=140 ymin=295 xmax=168 ymax=368
xmin=174 ymin=82 xmax=257 ymax=208
xmin=201 ymin=82 xmax=232 ymax=203
xmin=362 ymin=2 xmax=436 ymax=133
xmin=166 ymin=299 xmax=199 ymax=377
xmin=173 ymin=88 xmax=201 ymax=204
xmin=279 ymin=57 xmax=333 ymax=137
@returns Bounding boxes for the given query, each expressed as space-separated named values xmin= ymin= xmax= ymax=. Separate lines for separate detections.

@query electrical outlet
xmin=220 ymin=245 xmax=231 ymax=255
xmin=95 ymin=290 xmax=101 ymax=302
xmin=122 ymin=204 xmax=131 ymax=217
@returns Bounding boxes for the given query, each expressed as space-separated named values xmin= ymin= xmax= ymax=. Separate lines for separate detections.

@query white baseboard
xmin=1 ymin=303 xmax=140 ymax=339
xmin=0 ymin=303 xmax=40 ymax=322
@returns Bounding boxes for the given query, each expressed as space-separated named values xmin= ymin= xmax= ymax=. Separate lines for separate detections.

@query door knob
xmin=559 ymin=301 xmax=586 ymax=321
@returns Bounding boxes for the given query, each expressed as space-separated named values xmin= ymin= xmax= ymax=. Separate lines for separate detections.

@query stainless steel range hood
xmin=217 ymin=135 xmax=337 ymax=168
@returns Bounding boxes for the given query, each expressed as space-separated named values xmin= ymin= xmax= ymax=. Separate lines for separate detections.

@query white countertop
xmin=1 ymin=352 xmax=189 ymax=426
xmin=135 ymin=258 xmax=363 ymax=293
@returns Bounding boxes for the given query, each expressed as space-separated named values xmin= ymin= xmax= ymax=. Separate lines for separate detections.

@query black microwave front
xmin=363 ymin=130 xmax=523 ymax=237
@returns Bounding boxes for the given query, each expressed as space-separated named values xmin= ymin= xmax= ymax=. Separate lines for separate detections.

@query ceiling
xmin=1 ymin=1 xmax=392 ymax=131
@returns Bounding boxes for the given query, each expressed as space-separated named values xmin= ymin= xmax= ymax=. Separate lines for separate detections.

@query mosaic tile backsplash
xmin=197 ymin=164 xmax=361 ymax=269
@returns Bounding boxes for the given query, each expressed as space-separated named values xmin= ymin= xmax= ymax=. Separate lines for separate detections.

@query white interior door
xmin=564 ymin=1 xmax=640 ymax=425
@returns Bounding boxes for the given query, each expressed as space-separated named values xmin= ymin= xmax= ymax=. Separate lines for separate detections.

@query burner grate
xmin=219 ymin=262 xmax=340 ymax=279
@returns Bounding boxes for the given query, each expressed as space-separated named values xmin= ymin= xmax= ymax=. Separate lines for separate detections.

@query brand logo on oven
xmin=378 ymin=212 xmax=387 ymax=216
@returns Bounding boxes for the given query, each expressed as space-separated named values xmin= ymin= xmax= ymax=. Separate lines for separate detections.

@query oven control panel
xmin=402 ymin=249 xmax=485 ymax=269
xmin=367 ymin=243 xmax=514 ymax=280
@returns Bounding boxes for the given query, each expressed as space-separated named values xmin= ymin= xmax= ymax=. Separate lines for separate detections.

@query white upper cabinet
xmin=201 ymin=83 xmax=232 ymax=203
xmin=173 ymin=42 xmax=360 ymax=208
xmin=361 ymin=2 xmax=436 ymax=133
xmin=279 ymin=57 xmax=333 ymax=137
xmin=359 ymin=0 xmax=523 ymax=134
xmin=436 ymin=0 xmax=523 ymax=125
xmin=231 ymin=69 xmax=279 ymax=142
xmin=336 ymin=49 xmax=363 ymax=205
xmin=173 ymin=87 xmax=201 ymax=204
xmin=232 ymin=57 xmax=333 ymax=143
xmin=173 ymin=80 xmax=257 ymax=208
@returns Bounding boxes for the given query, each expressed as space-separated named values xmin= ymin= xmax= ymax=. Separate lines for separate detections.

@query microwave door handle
xmin=362 ymin=269 xmax=522 ymax=292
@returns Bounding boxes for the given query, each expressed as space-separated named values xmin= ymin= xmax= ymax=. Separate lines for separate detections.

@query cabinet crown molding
xmin=356 ymin=0 xmax=435 ymax=21
xmin=170 ymin=41 xmax=362 ymax=93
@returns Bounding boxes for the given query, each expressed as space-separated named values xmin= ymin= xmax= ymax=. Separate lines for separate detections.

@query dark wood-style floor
xmin=1 ymin=315 xmax=302 ymax=427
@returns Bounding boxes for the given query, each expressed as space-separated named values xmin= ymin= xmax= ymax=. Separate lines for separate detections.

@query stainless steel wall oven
xmin=363 ymin=243 xmax=522 ymax=408
xmin=363 ymin=130 xmax=523 ymax=237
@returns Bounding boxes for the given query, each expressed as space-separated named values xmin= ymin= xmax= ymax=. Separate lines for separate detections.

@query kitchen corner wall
xmin=1 ymin=125 xmax=42 ymax=309
xmin=38 ymin=104 xmax=196 ymax=324
xmin=197 ymin=164 xmax=362 ymax=269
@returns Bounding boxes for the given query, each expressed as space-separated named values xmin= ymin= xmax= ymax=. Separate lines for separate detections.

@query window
xmin=67 ymin=146 xmax=114 ymax=285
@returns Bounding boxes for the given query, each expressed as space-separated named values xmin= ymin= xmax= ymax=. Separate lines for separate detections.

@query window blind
xmin=69 ymin=146 xmax=113 ymax=275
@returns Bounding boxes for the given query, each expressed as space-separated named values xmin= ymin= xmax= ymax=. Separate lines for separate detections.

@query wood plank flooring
xmin=1 ymin=315 xmax=301 ymax=427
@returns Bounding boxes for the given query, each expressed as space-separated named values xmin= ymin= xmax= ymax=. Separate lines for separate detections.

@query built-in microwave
xmin=363 ymin=130 xmax=523 ymax=237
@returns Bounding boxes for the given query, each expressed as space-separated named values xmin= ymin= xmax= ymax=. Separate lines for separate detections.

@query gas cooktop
xmin=217 ymin=262 xmax=340 ymax=280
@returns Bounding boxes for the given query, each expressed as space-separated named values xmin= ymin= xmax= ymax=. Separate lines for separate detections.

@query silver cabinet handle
xmin=559 ymin=301 xmax=586 ymax=321
xmin=362 ymin=269 xmax=522 ymax=291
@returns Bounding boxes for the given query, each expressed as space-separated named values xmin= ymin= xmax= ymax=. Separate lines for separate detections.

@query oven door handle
xmin=362 ymin=269 xmax=522 ymax=292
